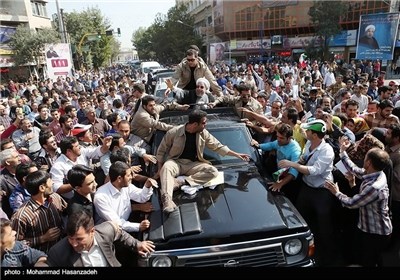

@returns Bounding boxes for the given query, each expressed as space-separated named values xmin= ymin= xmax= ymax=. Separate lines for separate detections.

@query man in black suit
xmin=359 ymin=25 xmax=380 ymax=50
xmin=46 ymin=211 xmax=155 ymax=267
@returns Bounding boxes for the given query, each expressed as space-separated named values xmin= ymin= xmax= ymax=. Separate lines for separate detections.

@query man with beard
xmin=46 ymin=210 xmax=155 ymax=267
xmin=156 ymin=110 xmax=250 ymax=213
xmin=359 ymin=25 xmax=380 ymax=50
xmin=251 ymin=123 xmax=301 ymax=204
xmin=35 ymin=132 xmax=61 ymax=172
xmin=130 ymin=95 xmax=188 ymax=152
xmin=171 ymin=49 xmax=222 ymax=101
xmin=54 ymin=114 xmax=74 ymax=144
xmin=363 ymin=99 xmax=399 ymax=129
xmin=10 ymin=170 xmax=67 ymax=253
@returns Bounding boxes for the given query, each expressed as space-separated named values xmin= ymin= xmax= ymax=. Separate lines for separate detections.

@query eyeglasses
xmin=196 ymin=85 xmax=205 ymax=89
xmin=187 ymin=58 xmax=196 ymax=62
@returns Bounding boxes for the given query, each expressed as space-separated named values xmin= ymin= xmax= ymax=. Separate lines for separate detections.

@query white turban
xmin=365 ymin=25 xmax=375 ymax=32
xmin=196 ymin=77 xmax=210 ymax=91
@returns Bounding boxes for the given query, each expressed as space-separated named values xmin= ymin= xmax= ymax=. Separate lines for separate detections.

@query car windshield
xmin=204 ymin=126 xmax=257 ymax=164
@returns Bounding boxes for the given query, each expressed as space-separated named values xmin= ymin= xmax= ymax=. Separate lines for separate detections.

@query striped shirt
xmin=54 ymin=129 xmax=72 ymax=144
xmin=10 ymin=193 xmax=67 ymax=253
xmin=337 ymin=152 xmax=392 ymax=236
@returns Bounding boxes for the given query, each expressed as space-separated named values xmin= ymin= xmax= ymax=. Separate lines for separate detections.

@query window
xmin=31 ymin=1 xmax=47 ymax=17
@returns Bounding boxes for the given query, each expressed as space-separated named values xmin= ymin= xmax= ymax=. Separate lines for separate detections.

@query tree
xmin=109 ymin=38 xmax=121 ymax=64
xmin=9 ymin=26 xmax=60 ymax=73
xmin=308 ymin=1 xmax=348 ymax=61
xmin=59 ymin=7 xmax=114 ymax=69
xmin=132 ymin=3 xmax=203 ymax=65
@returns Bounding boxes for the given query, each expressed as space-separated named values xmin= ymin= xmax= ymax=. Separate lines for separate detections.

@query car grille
xmin=180 ymin=244 xmax=286 ymax=267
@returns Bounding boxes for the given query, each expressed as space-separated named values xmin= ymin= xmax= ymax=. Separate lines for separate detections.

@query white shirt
xmin=81 ymin=237 xmax=108 ymax=267
xmin=302 ymin=139 xmax=335 ymax=188
xmin=94 ymin=181 xmax=153 ymax=232
xmin=323 ymin=72 xmax=336 ymax=88
xmin=50 ymin=146 xmax=104 ymax=199
xmin=105 ymin=94 xmax=122 ymax=107
xmin=351 ymin=94 xmax=369 ymax=113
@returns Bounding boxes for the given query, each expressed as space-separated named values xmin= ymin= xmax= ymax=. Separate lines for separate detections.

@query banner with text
xmin=356 ymin=13 xmax=399 ymax=60
xmin=45 ymin=43 xmax=73 ymax=80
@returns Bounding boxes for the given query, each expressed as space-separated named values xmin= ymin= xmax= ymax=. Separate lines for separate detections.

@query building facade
xmin=0 ymin=0 xmax=52 ymax=76
xmin=178 ymin=0 xmax=399 ymax=65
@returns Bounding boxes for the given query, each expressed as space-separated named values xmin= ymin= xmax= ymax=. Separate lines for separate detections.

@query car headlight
xmin=284 ymin=239 xmax=302 ymax=256
xmin=151 ymin=256 xmax=173 ymax=267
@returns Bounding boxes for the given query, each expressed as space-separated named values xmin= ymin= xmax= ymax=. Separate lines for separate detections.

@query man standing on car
xmin=156 ymin=109 xmax=250 ymax=213
xmin=170 ymin=49 xmax=222 ymax=103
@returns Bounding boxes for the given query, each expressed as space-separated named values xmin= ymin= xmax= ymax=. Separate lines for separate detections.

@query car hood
xmin=147 ymin=164 xmax=308 ymax=247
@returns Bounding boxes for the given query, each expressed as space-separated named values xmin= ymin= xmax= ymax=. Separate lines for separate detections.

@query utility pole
xmin=55 ymin=0 xmax=66 ymax=43
xmin=60 ymin=8 xmax=68 ymax=43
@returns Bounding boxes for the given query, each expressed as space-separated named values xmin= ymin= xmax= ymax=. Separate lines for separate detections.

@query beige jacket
xmin=156 ymin=124 xmax=230 ymax=165
xmin=171 ymin=58 xmax=222 ymax=97
xmin=214 ymin=95 xmax=264 ymax=119
xmin=130 ymin=102 xmax=182 ymax=143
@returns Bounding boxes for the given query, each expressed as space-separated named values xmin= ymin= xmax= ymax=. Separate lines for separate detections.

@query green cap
xmin=300 ymin=119 xmax=327 ymax=133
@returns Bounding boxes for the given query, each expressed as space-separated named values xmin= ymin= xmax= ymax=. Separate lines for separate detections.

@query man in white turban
xmin=359 ymin=24 xmax=379 ymax=49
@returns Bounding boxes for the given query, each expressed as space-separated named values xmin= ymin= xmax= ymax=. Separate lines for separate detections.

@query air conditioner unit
xmin=272 ymin=35 xmax=282 ymax=45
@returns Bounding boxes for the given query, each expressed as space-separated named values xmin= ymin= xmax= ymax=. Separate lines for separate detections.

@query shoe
xmin=161 ymin=194 xmax=177 ymax=213
xmin=196 ymin=184 xmax=217 ymax=191
xmin=173 ymin=176 xmax=186 ymax=190
xmin=176 ymin=176 xmax=186 ymax=185
xmin=181 ymin=185 xmax=197 ymax=195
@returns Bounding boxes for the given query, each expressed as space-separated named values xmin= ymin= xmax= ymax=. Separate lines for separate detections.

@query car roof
xmin=159 ymin=107 xmax=241 ymax=126
xmin=152 ymin=68 xmax=174 ymax=75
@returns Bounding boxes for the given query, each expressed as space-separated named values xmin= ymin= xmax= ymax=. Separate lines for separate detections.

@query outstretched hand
xmin=237 ymin=153 xmax=250 ymax=161
xmin=137 ymin=240 xmax=155 ymax=257
xmin=324 ymin=180 xmax=339 ymax=194
xmin=339 ymin=136 xmax=351 ymax=153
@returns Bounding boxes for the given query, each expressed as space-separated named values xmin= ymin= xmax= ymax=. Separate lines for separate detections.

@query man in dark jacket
xmin=46 ymin=211 xmax=154 ymax=267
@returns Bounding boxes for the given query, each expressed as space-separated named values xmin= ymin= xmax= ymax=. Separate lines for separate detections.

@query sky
xmin=48 ymin=0 xmax=176 ymax=49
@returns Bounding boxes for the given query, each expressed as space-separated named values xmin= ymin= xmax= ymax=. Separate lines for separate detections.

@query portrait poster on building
xmin=210 ymin=42 xmax=228 ymax=64
xmin=45 ymin=43 xmax=72 ymax=80
xmin=356 ymin=13 xmax=399 ymax=60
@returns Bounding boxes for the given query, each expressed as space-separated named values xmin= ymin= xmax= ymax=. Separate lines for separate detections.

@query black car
xmin=139 ymin=108 xmax=314 ymax=267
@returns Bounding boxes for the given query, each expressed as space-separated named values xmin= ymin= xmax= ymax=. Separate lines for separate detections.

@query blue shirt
xmin=259 ymin=139 xmax=301 ymax=178
xmin=1 ymin=241 xmax=47 ymax=267
xmin=9 ymin=184 xmax=31 ymax=213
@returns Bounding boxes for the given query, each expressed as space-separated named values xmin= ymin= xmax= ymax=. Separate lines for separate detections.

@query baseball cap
xmin=389 ymin=80 xmax=399 ymax=86
xmin=71 ymin=124 xmax=91 ymax=136
xmin=300 ymin=119 xmax=327 ymax=133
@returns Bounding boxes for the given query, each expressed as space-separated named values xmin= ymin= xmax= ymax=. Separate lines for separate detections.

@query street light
xmin=176 ymin=20 xmax=194 ymax=29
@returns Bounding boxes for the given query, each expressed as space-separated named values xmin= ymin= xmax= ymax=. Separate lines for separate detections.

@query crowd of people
xmin=0 ymin=47 xmax=399 ymax=267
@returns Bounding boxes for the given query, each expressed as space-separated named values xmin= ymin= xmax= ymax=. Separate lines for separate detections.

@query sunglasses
xmin=187 ymin=58 xmax=196 ymax=62
xmin=196 ymin=85 xmax=205 ymax=89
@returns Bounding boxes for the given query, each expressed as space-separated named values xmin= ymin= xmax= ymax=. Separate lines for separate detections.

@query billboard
xmin=328 ymin=30 xmax=357 ymax=47
xmin=209 ymin=42 xmax=229 ymax=64
xmin=356 ymin=13 xmax=400 ymax=60
xmin=45 ymin=43 xmax=73 ymax=80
